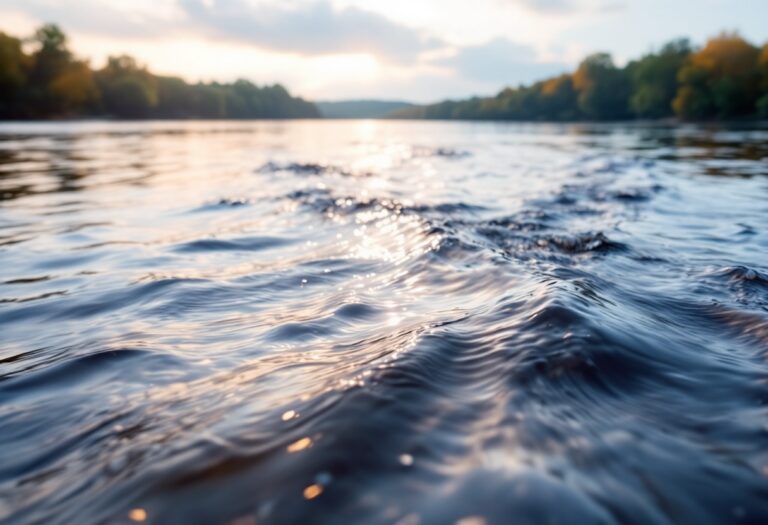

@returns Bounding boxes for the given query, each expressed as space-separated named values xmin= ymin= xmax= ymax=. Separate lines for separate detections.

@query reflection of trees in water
xmin=0 ymin=132 xmax=164 ymax=202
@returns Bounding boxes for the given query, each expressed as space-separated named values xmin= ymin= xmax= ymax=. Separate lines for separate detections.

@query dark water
xmin=1 ymin=121 xmax=767 ymax=525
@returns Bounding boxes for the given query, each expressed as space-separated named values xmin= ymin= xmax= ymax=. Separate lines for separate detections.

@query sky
xmin=1 ymin=0 xmax=767 ymax=102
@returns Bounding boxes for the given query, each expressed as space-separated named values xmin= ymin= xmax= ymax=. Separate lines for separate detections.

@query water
xmin=1 ymin=120 xmax=767 ymax=525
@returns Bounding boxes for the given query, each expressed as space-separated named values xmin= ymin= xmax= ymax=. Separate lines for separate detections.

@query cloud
xmin=516 ymin=0 xmax=574 ymax=12
xmin=438 ymin=38 xmax=567 ymax=87
xmin=0 ymin=0 xmax=442 ymax=63
xmin=505 ymin=0 xmax=626 ymax=14
xmin=0 ymin=0 xmax=177 ymax=39
xmin=178 ymin=0 xmax=442 ymax=63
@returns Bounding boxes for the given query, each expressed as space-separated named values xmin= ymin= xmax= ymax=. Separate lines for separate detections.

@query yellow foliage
xmin=689 ymin=32 xmax=758 ymax=78
xmin=541 ymin=75 xmax=569 ymax=97
xmin=49 ymin=61 xmax=99 ymax=111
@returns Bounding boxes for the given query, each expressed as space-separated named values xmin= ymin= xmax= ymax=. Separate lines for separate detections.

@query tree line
xmin=0 ymin=24 xmax=319 ymax=119
xmin=393 ymin=33 xmax=768 ymax=121
xmin=2 ymin=25 xmax=767 ymax=122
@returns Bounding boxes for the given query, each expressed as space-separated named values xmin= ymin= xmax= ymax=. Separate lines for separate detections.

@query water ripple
xmin=1 ymin=121 xmax=767 ymax=525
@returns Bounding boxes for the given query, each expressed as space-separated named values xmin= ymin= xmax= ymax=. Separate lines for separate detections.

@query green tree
xmin=537 ymin=75 xmax=578 ymax=120
xmin=628 ymin=39 xmax=691 ymax=118
xmin=573 ymin=53 xmax=631 ymax=120
xmin=0 ymin=32 xmax=28 ymax=117
xmin=27 ymin=24 xmax=86 ymax=116
xmin=97 ymin=55 xmax=158 ymax=117
xmin=28 ymin=25 xmax=70 ymax=85
xmin=757 ymin=43 xmax=768 ymax=118
xmin=191 ymin=83 xmax=226 ymax=118
xmin=228 ymin=79 xmax=263 ymax=117
xmin=155 ymin=76 xmax=193 ymax=118
xmin=109 ymin=77 xmax=156 ymax=117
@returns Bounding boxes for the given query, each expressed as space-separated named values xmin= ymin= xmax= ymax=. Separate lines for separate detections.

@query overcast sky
xmin=1 ymin=0 xmax=766 ymax=102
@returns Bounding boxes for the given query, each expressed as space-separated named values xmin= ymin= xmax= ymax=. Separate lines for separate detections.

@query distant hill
xmin=316 ymin=100 xmax=415 ymax=119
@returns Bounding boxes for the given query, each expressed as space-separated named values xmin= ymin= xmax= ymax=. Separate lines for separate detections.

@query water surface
xmin=1 ymin=120 xmax=768 ymax=525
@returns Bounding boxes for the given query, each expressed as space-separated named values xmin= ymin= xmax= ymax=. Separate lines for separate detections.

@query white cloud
xmin=503 ymin=0 xmax=626 ymax=14
xmin=178 ymin=0 xmax=443 ymax=62
xmin=0 ymin=0 xmax=443 ymax=64
xmin=514 ymin=0 xmax=574 ymax=13
xmin=0 ymin=0 xmax=179 ymax=38
xmin=437 ymin=38 xmax=567 ymax=86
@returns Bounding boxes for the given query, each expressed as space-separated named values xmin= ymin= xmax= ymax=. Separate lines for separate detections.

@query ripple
xmin=0 ymin=348 xmax=167 ymax=392
xmin=173 ymin=236 xmax=295 ymax=253
xmin=259 ymin=161 xmax=371 ymax=178
xmin=533 ymin=232 xmax=627 ymax=254
xmin=2 ymin=121 xmax=768 ymax=525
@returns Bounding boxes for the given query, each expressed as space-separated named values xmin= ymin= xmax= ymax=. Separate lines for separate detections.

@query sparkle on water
xmin=1 ymin=120 xmax=767 ymax=524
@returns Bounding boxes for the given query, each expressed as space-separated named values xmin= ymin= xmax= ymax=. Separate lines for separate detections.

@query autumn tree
xmin=24 ymin=24 xmax=99 ymax=116
xmin=674 ymin=32 xmax=760 ymax=119
xmin=48 ymin=61 xmax=99 ymax=115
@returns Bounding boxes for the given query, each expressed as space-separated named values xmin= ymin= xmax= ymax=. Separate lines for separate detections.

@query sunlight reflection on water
xmin=1 ymin=121 xmax=768 ymax=524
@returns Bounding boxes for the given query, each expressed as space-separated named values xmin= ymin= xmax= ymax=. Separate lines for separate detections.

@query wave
xmin=1 ymin=122 xmax=768 ymax=525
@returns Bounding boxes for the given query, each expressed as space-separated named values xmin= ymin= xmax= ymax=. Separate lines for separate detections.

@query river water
xmin=1 ymin=120 xmax=767 ymax=525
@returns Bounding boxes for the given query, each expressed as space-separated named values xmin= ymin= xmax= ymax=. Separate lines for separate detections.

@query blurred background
xmin=0 ymin=0 xmax=767 ymax=119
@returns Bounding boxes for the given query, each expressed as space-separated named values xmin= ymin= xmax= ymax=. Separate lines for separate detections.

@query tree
xmin=27 ymin=24 xmax=81 ymax=116
xmin=0 ymin=32 xmax=28 ymax=117
xmin=108 ymin=77 xmax=156 ymax=117
xmin=674 ymin=32 xmax=760 ymax=119
xmin=155 ymin=76 xmax=193 ymax=118
xmin=537 ymin=74 xmax=579 ymax=120
xmin=48 ymin=60 xmax=99 ymax=115
xmin=759 ymin=44 xmax=768 ymax=89
xmin=757 ymin=43 xmax=768 ymax=118
xmin=16 ymin=24 xmax=100 ymax=116
xmin=0 ymin=25 xmax=320 ymax=120
xmin=573 ymin=53 xmax=631 ymax=120
xmin=628 ymin=39 xmax=691 ymax=118
xmin=229 ymin=79 xmax=263 ymax=117
xmin=28 ymin=24 xmax=71 ymax=84
xmin=97 ymin=55 xmax=158 ymax=117
xmin=191 ymin=83 xmax=226 ymax=118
